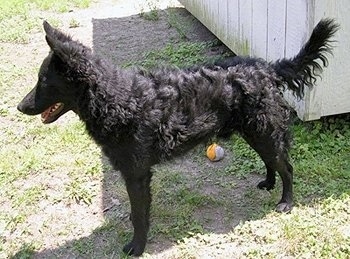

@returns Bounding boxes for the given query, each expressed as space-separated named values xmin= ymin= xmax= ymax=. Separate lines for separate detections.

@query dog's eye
xmin=39 ymin=76 xmax=47 ymax=82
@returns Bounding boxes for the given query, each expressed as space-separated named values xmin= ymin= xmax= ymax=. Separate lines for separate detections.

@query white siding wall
xmin=180 ymin=0 xmax=350 ymax=120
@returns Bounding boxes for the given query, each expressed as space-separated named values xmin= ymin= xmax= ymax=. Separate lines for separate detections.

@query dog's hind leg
xmin=258 ymin=151 xmax=293 ymax=213
xmin=274 ymin=159 xmax=293 ymax=212
xmin=257 ymin=164 xmax=276 ymax=191
xmin=242 ymin=134 xmax=293 ymax=213
xmin=122 ymin=171 xmax=152 ymax=256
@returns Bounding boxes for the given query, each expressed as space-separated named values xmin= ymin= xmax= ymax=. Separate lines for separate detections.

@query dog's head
xmin=17 ymin=21 xmax=92 ymax=124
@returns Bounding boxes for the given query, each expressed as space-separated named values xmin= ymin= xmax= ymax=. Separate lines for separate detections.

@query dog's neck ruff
xmin=75 ymin=70 xmax=135 ymax=142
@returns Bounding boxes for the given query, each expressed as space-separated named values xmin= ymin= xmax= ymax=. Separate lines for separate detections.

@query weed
xmin=64 ymin=177 xmax=96 ymax=205
xmin=13 ymin=186 xmax=46 ymax=208
xmin=123 ymin=41 xmax=221 ymax=69
xmin=139 ymin=0 xmax=160 ymax=21
xmin=72 ymin=239 xmax=94 ymax=255
xmin=167 ymin=8 xmax=192 ymax=40
xmin=69 ymin=18 xmax=80 ymax=28
xmin=141 ymin=9 xmax=159 ymax=21
xmin=224 ymin=135 xmax=265 ymax=178
xmin=10 ymin=243 xmax=36 ymax=259
xmin=4 ymin=213 xmax=26 ymax=233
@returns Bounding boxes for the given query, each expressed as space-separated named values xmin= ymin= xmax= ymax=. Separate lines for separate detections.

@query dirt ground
xmin=50 ymin=0 xmax=225 ymax=65
xmin=6 ymin=0 xmax=273 ymax=257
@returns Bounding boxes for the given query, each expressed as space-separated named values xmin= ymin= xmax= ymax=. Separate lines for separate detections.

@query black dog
xmin=17 ymin=19 xmax=338 ymax=256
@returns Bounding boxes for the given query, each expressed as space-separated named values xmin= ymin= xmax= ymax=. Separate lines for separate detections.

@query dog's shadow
xmin=13 ymin=7 xmax=271 ymax=258
xmin=19 ymin=145 xmax=272 ymax=258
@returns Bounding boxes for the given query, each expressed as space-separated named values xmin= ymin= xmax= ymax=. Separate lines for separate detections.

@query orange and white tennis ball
xmin=206 ymin=143 xmax=225 ymax=162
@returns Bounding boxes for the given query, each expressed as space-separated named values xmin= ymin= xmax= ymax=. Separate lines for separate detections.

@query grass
xmin=138 ymin=0 xmax=160 ymax=21
xmin=123 ymin=40 xmax=223 ymax=69
xmin=166 ymin=7 xmax=194 ymax=40
xmin=0 ymin=0 xmax=90 ymax=43
xmin=291 ymin=118 xmax=350 ymax=201
xmin=0 ymin=115 xmax=103 ymax=254
xmin=226 ymin=116 xmax=350 ymax=201
xmin=1 ymin=0 xmax=349 ymax=258
xmin=177 ymin=195 xmax=350 ymax=258
xmin=69 ymin=18 xmax=80 ymax=28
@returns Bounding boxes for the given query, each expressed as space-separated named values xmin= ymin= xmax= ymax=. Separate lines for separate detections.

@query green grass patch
xmin=31 ymin=0 xmax=90 ymax=12
xmin=224 ymin=135 xmax=265 ymax=178
xmin=0 ymin=115 xmax=102 ymax=255
xmin=138 ymin=0 xmax=160 ymax=21
xmin=150 ymin=169 xmax=205 ymax=239
xmin=166 ymin=8 xmax=194 ymax=40
xmin=9 ymin=243 xmax=37 ymax=259
xmin=176 ymin=195 xmax=350 ymax=258
xmin=123 ymin=40 xmax=222 ymax=69
xmin=221 ymin=115 xmax=350 ymax=202
xmin=0 ymin=0 xmax=90 ymax=43
xmin=64 ymin=176 xmax=96 ymax=205
xmin=281 ymin=195 xmax=350 ymax=257
xmin=291 ymin=116 xmax=350 ymax=202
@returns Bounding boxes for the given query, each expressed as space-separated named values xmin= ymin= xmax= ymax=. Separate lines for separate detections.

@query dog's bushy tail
xmin=273 ymin=18 xmax=339 ymax=99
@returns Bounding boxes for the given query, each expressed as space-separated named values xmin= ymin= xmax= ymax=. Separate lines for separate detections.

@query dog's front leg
xmin=122 ymin=171 xmax=152 ymax=256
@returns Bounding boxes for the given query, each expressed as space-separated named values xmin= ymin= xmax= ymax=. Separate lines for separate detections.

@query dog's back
xmin=127 ymin=66 xmax=240 ymax=158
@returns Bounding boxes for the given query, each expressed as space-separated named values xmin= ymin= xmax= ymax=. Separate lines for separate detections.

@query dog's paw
xmin=275 ymin=202 xmax=293 ymax=213
xmin=257 ymin=180 xmax=275 ymax=191
xmin=123 ymin=241 xmax=145 ymax=256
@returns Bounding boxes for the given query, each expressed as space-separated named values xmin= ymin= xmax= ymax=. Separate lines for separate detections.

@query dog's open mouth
xmin=41 ymin=103 xmax=64 ymax=124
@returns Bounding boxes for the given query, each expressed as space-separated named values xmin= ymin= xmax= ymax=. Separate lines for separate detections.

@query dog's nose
xmin=17 ymin=102 xmax=24 ymax=113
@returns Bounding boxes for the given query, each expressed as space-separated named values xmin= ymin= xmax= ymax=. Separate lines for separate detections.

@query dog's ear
xmin=44 ymin=21 xmax=92 ymax=59
xmin=43 ymin=21 xmax=54 ymax=35
xmin=43 ymin=21 xmax=72 ymax=42
xmin=45 ymin=34 xmax=70 ymax=62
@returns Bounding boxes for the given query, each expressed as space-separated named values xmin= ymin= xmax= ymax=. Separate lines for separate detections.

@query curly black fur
xmin=17 ymin=19 xmax=338 ymax=256
xmin=273 ymin=18 xmax=339 ymax=98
